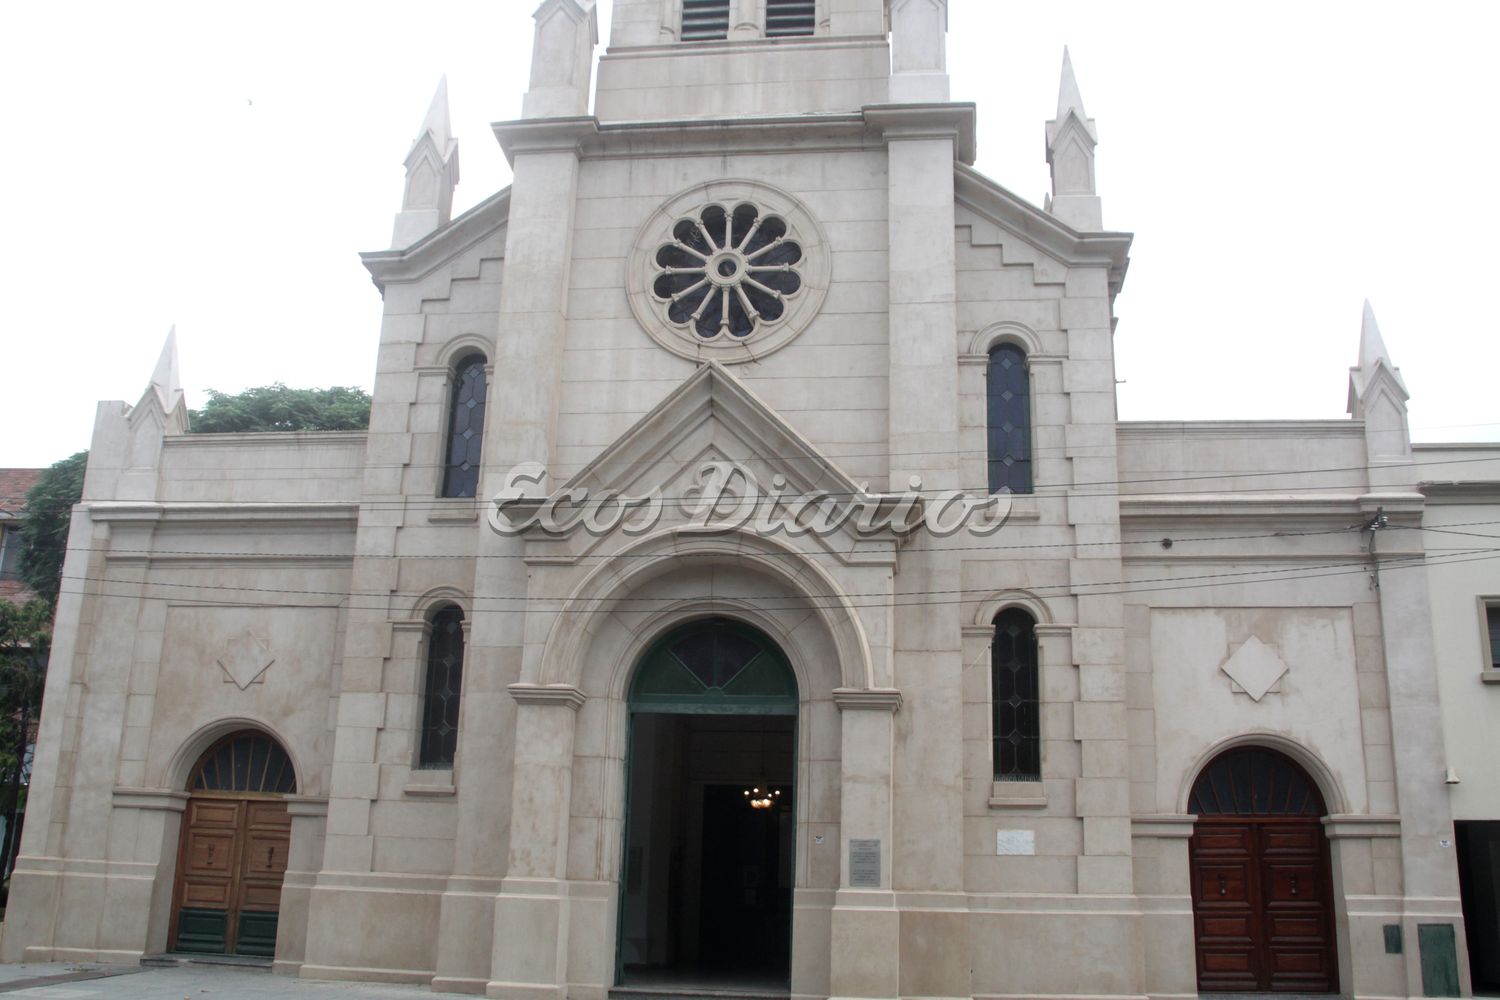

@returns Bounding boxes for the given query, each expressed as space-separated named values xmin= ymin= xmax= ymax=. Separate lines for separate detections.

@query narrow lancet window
xmin=441 ymin=354 xmax=487 ymax=498
xmin=765 ymin=0 xmax=816 ymax=36
xmin=986 ymin=343 xmax=1033 ymax=494
xmin=682 ymin=0 xmax=730 ymax=40
xmin=992 ymin=609 xmax=1040 ymax=781
xmin=419 ymin=605 xmax=466 ymax=767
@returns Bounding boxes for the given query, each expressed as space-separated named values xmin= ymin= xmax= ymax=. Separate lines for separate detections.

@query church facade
xmin=2 ymin=2 xmax=1478 ymax=997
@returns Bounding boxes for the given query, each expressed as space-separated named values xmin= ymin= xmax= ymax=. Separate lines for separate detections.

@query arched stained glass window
xmin=441 ymin=354 xmax=488 ymax=499
xmin=986 ymin=343 xmax=1033 ymax=494
xmin=992 ymin=609 xmax=1040 ymax=781
xmin=189 ymin=731 xmax=297 ymax=795
xmin=1189 ymin=747 xmax=1326 ymax=816
xmin=419 ymin=605 xmax=466 ymax=767
xmin=629 ymin=618 xmax=797 ymax=715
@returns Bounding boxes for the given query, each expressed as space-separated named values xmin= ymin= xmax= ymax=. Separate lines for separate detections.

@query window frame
xmin=439 ymin=353 xmax=489 ymax=500
xmin=417 ymin=604 xmax=468 ymax=769
xmin=985 ymin=342 xmax=1034 ymax=495
xmin=1478 ymin=597 xmax=1500 ymax=684
xmin=990 ymin=607 xmax=1041 ymax=785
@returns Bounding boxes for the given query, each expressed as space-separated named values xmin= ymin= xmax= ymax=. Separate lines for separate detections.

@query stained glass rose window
xmin=651 ymin=203 xmax=805 ymax=340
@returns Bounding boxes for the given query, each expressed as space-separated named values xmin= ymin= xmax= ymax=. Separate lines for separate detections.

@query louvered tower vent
xmin=765 ymin=0 xmax=816 ymax=37
xmin=681 ymin=0 xmax=730 ymax=40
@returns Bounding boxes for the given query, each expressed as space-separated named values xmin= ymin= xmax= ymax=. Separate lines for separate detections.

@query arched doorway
xmin=1188 ymin=746 xmax=1339 ymax=993
xmin=617 ymin=618 xmax=798 ymax=992
xmin=169 ymin=729 xmax=297 ymax=957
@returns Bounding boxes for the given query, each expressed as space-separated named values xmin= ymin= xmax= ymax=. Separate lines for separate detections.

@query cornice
xmin=1119 ymin=494 xmax=1371 ymax=521
xmin=88 ymin=501 xmax=360 ymax=527
xmin=490 ymin=116 xmax=600 ymax=165
xmin=1421 ymin=481 xmax=1500 ymax=503
xmin=111 ymin=787 xmax=189 ymax=813
xmin=508 ymin=683 xmax=587 ymax=710
xmin=1118 ymin=420 xmax=1365 ymax=440
xmin=832 ymin=687 xmax=903 ymax=712
xmin=1131 ymin=815 xmax=1197 ymax=839
xmin=863 ymin=103 xmax=978 ymax=164
xmin=1322 ymin=814 xmax=1401 ymax=839
xmin=953 ymin=164 xmax=1130 ymax=293
xmin=161 ymin=430 xmax=367 ymax=449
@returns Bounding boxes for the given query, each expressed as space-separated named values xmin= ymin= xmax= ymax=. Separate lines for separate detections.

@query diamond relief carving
xmin=1219 ymin=636 xmax=1288 ymax=702
xmin=217 ymin=629 xmax=276 ymax=690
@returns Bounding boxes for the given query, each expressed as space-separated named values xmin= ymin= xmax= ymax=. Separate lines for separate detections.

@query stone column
xmin=487 ymin=685 xmax=586 ymax=1000
xmin=828 ymin=689 xmax=901 ymax=1000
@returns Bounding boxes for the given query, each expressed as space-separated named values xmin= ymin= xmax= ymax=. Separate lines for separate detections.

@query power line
xmin=50 ymin=545 xmax=1500 ymax=615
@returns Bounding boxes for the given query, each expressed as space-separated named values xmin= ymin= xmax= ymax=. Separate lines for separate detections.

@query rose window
xmin=651 ymin=203 xmax=804 ymax=340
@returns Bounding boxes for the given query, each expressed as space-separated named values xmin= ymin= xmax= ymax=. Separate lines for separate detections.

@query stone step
xmin=139 ymin=953 xmax=273 ymax=970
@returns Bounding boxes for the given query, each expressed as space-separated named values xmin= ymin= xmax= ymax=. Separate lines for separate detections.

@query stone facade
xmin=1 ymin=2 xmax=1477 ymax=997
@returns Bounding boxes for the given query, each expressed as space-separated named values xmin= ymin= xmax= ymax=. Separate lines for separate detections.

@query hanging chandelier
xmin=743 ymin=785 xmax=782 ymax=810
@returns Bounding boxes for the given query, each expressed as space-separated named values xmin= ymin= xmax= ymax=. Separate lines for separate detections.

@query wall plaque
xmin=997 ymin=829 xmax=1036 ymax=856
xmin=849 ymin=839 xmax=881 ymax=887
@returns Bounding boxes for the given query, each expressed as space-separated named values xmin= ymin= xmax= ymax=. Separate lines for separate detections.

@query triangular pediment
xmin=499 ymin=362 xmax=914 ymax=566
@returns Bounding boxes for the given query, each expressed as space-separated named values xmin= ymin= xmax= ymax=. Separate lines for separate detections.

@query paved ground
xmin=0 ymin=963 xmax=459 ymax=998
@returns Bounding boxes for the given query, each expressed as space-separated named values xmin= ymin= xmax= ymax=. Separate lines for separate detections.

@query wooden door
xmin=170 ymin=794 xmax=291 ymax=956
xmin=1191 ymin=817 xmax=1337 ymax=992
xmin=1189 ymin=746 xmax=1339 ymax=993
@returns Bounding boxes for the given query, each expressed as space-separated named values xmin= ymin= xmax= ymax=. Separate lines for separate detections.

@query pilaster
xmin=829 ymin=689 xmax=900 ymax=1000
xmin=486 ymin=685 xmax=585 ymax=1000
xmin=1363 ymin=501 xmax=1472 ymax=995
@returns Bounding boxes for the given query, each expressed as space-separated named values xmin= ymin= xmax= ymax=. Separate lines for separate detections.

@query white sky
xmin=2 ymin=1 xmax=1497 ymax=468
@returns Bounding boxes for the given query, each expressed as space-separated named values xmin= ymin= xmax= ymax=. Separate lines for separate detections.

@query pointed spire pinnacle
xmin=1348 ymin=299 xmax=1409 ymax=417
xmin=410 ymin=76 xmax=456 ymax=163
xmin=149 ymin=326 xmax=183 ymax=412
xmin=1045 ymin=47 xmax=1101 ymax=231
xmin=392 ymin=76 xmax=461 ymax=248
xmin=1057 ymin=46 xmax=1087 ymax=121
xmin=1359 ymin=299 xmax=1392 ymax=371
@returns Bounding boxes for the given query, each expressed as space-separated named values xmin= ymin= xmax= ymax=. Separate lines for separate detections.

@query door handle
xmin=267 ymin=846 xmax=275 ymax=869
xmin=1218 ymin=874 xmax=1227 ymax=896
xmin=1290 ymin=875 xmax=1298 ymax=896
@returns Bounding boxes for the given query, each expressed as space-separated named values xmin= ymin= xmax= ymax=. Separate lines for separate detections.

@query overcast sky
xmin=2 ymin=1 xmax=1497 ymax=468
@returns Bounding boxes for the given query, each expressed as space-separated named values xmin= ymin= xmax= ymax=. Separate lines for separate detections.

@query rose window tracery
xmin=651 ymin=203 xmax=805 ymax=341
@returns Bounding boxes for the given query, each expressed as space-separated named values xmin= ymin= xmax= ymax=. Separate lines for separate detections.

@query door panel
xmin=1191 ymin=818 xmax=1336 ymax=993
xmin=171 ymin=795 xmax=289 ymax=956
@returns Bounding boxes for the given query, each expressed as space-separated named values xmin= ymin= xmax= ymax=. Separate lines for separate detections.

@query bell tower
xmin=596 ymin=0 xmax=932 ymax=121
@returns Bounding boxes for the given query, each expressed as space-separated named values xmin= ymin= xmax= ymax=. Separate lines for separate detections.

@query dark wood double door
xmin=170 ymin=795 xmax=291 ymax=956
xmin=1189 ymin=746 xmax=1338 ymax=994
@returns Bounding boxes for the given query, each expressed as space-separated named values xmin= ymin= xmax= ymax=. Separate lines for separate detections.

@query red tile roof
xmin=0 ymin=468 xmax=43 ymax=517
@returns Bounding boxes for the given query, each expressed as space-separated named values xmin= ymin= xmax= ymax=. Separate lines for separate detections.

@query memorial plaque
xmin=849 ymin=838 xmax=881 ymax=887
xmin=996 ymin=829 xmax=1035 ymax=856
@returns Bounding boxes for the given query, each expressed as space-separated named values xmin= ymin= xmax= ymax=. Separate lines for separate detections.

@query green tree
xmin=18 ymin=451 xmax=87 ymax=606
xmin=0 ymin=598 xmax=50 ymax=881
xmin=189 ymin=383 xmax=372 ymax=433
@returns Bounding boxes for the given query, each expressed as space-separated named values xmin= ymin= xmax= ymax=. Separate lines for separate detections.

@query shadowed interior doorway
xmin=617 ymin=619 xmax=798 ymax=993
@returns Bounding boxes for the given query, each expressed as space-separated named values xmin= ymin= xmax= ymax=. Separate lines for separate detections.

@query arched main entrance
xmin=1188 ymin=746 xmax=1339 ymax=993
xmin=617 ymin=618 xmax=798 ymax=992
xmin=169 ymin=729 xmax=296 ymax=957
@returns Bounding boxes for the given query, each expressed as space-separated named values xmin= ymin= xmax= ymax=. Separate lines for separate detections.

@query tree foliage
xmin=189 ymin=383 xmax=372 ymax=434
xmin=18 ymin=452 xmax=86 ymax=606
xmin=0 ymin=598 xmax=51 ymax=881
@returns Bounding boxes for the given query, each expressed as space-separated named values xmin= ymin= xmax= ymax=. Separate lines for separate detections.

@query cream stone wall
xmin=2 ymin=2 xmax=1476 ymax=997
